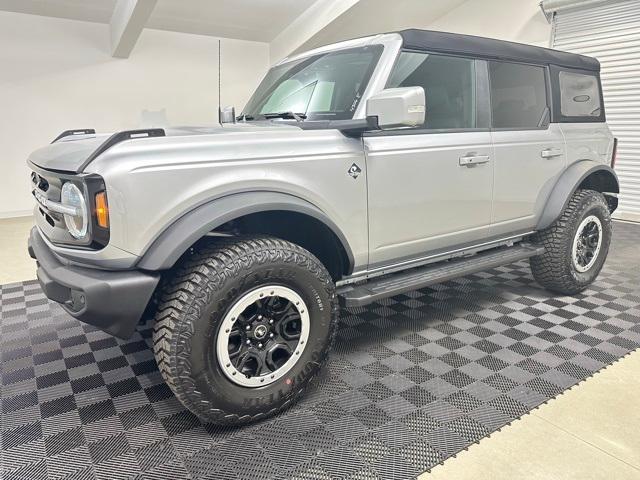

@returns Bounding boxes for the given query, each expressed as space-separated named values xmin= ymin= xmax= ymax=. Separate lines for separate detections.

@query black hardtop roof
xmin=398 ymin=29 xmax=600 ymax=72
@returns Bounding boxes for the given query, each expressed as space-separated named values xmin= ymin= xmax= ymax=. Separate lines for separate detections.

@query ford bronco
xmin=27 ymin=30 xmax=619 ymax=424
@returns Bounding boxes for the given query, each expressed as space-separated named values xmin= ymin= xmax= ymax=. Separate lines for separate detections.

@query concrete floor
xmin=2 ymin=217 xmax=639 ymax=479
xmin=0 ymin=216 xmax=36 ymax=285
xmin=422 ymin=349 xmax=640 ymax=479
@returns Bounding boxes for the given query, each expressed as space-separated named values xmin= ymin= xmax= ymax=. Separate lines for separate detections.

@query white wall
xmin=0 ymin=12 xmax=269 ymax=218
xmin=270 ymin=0 xmax=362 ymax=65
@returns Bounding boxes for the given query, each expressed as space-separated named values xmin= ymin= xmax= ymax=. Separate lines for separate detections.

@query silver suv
xmin=27 ymin=30 xmax=619 ymax=424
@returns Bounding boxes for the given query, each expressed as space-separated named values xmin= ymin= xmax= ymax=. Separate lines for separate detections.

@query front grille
xmin=39 ymin=207 xmax=55 ymax=227
xmin=31 ymin=172 xmax=58 ymax=221
xmin=29 ymin=168 xmax=71 ymax=245
xmin=31 ymin=172 xmax=49 ymax=192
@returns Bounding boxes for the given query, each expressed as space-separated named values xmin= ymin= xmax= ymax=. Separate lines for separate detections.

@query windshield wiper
xmin=262 ymin=112 xmax=307 ymax=121
xmin=237 ymin=112 xmax=306 ymax=122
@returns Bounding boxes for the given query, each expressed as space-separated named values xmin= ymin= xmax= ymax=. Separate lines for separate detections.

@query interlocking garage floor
xmin=1 ymin=222 xmax=639 ymax=480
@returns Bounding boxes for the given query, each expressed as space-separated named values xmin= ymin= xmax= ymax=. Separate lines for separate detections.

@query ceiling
xmin=0 ymin=0 xmax=116 ymax=23
xmin=0 ymin=0 xmax=478 ymax=61
xmin=295 ymin=0 xmax=470 ymax=53
xmin=0 ymin=0 xmax=318 ymax=42
xmin=149 ymin=0 xmax=317 ymax=42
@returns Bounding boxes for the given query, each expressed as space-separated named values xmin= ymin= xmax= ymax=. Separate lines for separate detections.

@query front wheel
xmin=530 ymin=189 xmax=612 ymax=295
xmin=152 ymin=236 xmax=337 ymax=425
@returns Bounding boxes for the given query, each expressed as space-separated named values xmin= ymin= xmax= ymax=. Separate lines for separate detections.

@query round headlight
xmin=61 ymin=182 xmax=88 ymax=239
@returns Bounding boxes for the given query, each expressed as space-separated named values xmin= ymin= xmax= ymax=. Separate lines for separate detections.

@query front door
xmin=364 ymin=52 xmax=493 ymax=267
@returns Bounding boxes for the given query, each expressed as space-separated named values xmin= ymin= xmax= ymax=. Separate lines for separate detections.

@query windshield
xmin=241 ymin=45 xmax=383 ymax=121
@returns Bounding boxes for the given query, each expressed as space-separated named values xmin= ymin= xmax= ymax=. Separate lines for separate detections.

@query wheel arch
xmin=136 ymin=191 xmax=355 ymax=278
xmin=537 ymin=161 xmax=619 ymax=231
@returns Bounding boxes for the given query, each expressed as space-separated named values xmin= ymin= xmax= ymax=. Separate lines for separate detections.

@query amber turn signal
xmin=95 ymin=191 xmax=109 ymax=228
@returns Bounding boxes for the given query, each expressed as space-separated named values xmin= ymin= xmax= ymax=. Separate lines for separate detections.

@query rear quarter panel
xmin=561 ymin=122 xmax=614 ymax=166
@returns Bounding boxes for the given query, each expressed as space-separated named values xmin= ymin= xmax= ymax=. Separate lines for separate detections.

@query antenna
xmin=218 ymin=39 xmax=221 ymax=121
xmin=217 ymin=40 xmax=236 ymax=124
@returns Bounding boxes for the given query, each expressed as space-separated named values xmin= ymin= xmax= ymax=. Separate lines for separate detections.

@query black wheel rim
xmin=572 ymin=215 xmax=603 ymax=273
xmin=217 ymin=286 xmax=309 ymax=387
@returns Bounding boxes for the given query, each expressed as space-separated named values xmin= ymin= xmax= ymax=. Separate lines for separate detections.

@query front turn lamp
xmin=95 ymin=191 xmax=109 ymax=229
xmin=61 ymin=182 xmax=88 ymax=239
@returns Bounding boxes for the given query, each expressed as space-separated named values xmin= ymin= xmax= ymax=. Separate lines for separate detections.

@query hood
xmin=28 ymin=122 xmax=300 ymax=173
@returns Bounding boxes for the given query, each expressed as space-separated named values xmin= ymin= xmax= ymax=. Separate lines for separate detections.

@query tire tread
xmin=530 ymin=189 xmax=611 ymax=295
xmin=152 ymin=235 xmax=337 ymax=424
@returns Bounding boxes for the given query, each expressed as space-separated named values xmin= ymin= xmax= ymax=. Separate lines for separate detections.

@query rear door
xmin=489 ymin=61 xmax=567 ymax=237
xmin=364 ymin=52 xmax=494 ymax=267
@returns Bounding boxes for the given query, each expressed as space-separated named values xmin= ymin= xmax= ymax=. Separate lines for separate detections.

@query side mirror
xmin=366 ymin=87 xmax=425 ymax=129
xmin=219 ymin=106 xmax=236 ymax=124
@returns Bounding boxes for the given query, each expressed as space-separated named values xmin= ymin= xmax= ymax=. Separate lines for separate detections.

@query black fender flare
xmin=537 ymin=161 xmax=619 ymax=230
xmin=136 ymin=191 xmax=355 ymax=272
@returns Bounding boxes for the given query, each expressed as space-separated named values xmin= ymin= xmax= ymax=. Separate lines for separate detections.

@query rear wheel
xmin=152 ymin=236 xmax=337 ymax=424
xmin=530 ymin=189 xmax=612 ymax=295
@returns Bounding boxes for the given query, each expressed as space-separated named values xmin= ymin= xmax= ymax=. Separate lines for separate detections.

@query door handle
xmin=541 ymin=148 xmax=563 ymax=158
xmin=459 ymin=154 xmax=490 ymax=167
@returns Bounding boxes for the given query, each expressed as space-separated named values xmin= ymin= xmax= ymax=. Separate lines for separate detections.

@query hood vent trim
xmin=52 ymin=129 xmax=97 ymax=144
xmin=77 ymin=128 xmax=166 ymax=173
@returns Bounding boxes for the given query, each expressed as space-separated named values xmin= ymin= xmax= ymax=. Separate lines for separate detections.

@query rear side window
xmin=387 ymin=52 xmax=476 ymax=129
xmin=489 ymin=62 xmax=548 ymax=129
xmin=549 ymin=65 xmax=604 ymax=123
xmin=559 ymin=71 xmax=601 ymax=117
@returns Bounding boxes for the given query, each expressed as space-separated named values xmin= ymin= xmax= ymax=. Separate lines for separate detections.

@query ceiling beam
xmin=110 ymin=0 xmax=158 ymax=58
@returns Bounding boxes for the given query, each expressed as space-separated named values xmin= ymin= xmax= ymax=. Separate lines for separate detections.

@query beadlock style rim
xmin=216 ymin=285 xmax=310 ymax=388
xmin=572 ymin=215 xmax=603 ymax=273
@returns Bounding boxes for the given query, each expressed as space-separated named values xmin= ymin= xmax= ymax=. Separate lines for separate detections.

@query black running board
xmin=338 ymin=244 xmax=545 ymax=307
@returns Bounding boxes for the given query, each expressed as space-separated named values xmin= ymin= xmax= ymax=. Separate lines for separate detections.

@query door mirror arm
xmin=333 ymin=116 xmax=380 ymax=137
xmin=298 ymin=116 xmax=381 ymax=137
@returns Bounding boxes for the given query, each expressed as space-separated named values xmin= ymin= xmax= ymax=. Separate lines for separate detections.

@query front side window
xmin=241 ymin=46 xmax=382 ymax=121
xmin=559 ymin=71 xmax=601 ymax=117
xmin=387 ymin=52 xmax=476 ymax=129
xmin=489 ymin=62 xmax=548 ymax=129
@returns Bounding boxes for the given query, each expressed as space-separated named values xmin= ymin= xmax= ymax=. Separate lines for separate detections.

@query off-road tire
xmin=152 ymin=236 xmax=338 ymax=425
xmin=530 ymin=189 xmax=612 ymax=295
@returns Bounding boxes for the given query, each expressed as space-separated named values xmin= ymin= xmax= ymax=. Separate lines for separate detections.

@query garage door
xmin=550 ymin=0 xmax=640 ymax=222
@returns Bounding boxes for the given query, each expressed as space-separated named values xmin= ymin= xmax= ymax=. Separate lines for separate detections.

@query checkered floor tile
xmin=1 ymin=221 xmax=639 ymax=480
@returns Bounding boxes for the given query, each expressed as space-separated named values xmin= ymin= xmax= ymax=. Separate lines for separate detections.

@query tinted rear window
xmin=489 ymin=62 xmax=548 ymax=129
xmin=559 ymin=71 xmax=601 ymax=117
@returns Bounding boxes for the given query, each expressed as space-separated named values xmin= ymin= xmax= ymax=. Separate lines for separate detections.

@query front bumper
xmin=28 ymin=227 xmax=160 ymax=339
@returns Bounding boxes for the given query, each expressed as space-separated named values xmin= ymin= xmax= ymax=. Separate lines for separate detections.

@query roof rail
xmin=77 ymin=128 xmax=166 ymax=173
xmin=51 ymin=129 xmax=96 ymax=143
